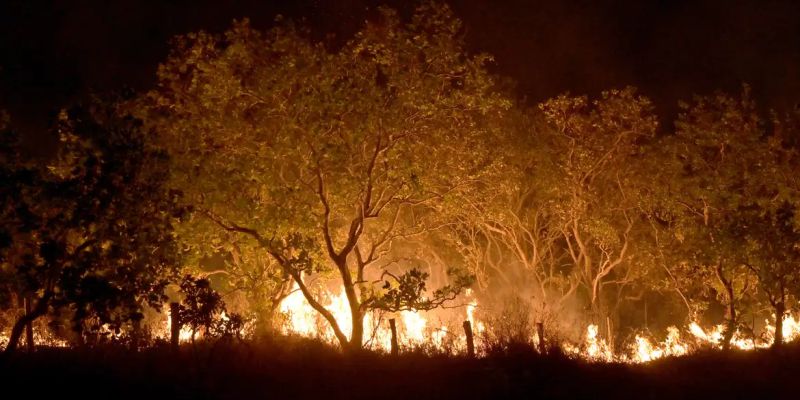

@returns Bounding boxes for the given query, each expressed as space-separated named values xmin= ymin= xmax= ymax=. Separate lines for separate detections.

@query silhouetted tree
xmin=176 ymin=275 xmax=223 ymax=342
xmin=0 ymin=103 xmax=186 ymax=354
xmin=539 ymin=88 xmax=658 ymax=341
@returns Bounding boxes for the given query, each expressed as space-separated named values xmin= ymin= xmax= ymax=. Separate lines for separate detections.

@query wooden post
xmin=644 ymin=301 xmax=648 ymax=331
xmin=24 ymin=297 xmax=34 ymax=353
xmin=389 ymin=318 xmax=399 ymax=356
xmin=170 ymin=302 xmax=180 ymax=351
xmin=130 ymin=317 xmax=141 ymax=352
xmin=463 ymin=320 xmax=475 ymax=358
xmin=606 ymin=316 xmax=613 ymax=351
xmin=536 ymin=322 xmax=546 ymax=354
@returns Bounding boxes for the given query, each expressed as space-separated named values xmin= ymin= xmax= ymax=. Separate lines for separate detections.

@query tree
xmin=0 ymin=110 xmax=41 ymax=349
xmin=659 ymin=87 xmax=768 ymax=350
xmin=738 ymin=109 xmax=800 ymax=348
xmin=178 ymin=220 xmax=294 ymax=334
xmin=138 ymin=3 xmax=507 ymax=351
xmin=449 ymin=106 xmax=577 ymax=323
xmin=537 ymin=88 xmax=658 ymax=341
xmin=740 ymin=203 xmax=800 ymax=347
xmin=173 ymin=275 xmax=246 ymax=341
xmin=0 ymin=103 xmax=185 ymax=353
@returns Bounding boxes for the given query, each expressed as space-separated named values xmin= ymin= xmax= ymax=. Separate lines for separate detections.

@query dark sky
xmin=2 ymin=0 xmax=799 ymax=142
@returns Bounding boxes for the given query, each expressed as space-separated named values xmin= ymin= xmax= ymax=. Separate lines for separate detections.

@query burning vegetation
xmin=3 ymin=3 xmax=800 ymax=391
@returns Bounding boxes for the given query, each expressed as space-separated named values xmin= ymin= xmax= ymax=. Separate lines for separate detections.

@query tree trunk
xmin=722 ymin=300 xmax=736 ymax=351
xmin=5 ymin=314 xmax=34 ymax=355
xmin=345 ymin=311 xmax=365 ymax=354
xmin=349 ymin=310 xmax=364 ymax=351
xmin=337 ymin=255 xmax=363 ymax=352
xmin=463 ymin=320 xmax=475 ymax=358
xmin=606 ymin=316 xmax=614 ymax=352
xmin=715 ymin=264 xmax=735 ymax=351
xmin=773 ymin=302 xmax=786 ymax=348
xmin=536 ymin=322 xmax=546 ymax=354
xmin=130 ymin=318 xmax=141 ymax=352
xmin=4 ymin=293 xmax=50 ymax=355
xmin=170 ymin=302 xmax=180 ymax=351
xmin=389 ymin=318 xmax=399 ymax=356
xmin=5 ymin=311 xmax=42 ymax=355
xmin=24 ymin=297 xmax=34 ymax=353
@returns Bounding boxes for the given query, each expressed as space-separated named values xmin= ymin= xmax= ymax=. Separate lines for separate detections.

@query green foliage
xmin=539 ymin=87 xmax=659 ymax=322
xmin=135 ymin=2 xmax=506 ymax=347
xmin=4 ymin=2 xmax=800 ymax=354
xmin=647 ymin=85 xmax=800 ymax=346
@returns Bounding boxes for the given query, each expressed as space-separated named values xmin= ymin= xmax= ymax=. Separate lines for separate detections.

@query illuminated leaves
xmin=136 ymin=2 xmax=507 ymax=347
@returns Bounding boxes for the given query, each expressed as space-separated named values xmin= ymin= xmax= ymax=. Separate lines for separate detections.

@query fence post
xmin=170 ymin=302 xmax=180 ymax=351
xmin=536 ymin=322 xmax=546 ymax=354
xmin=24 ymin=297 xmax=34 ymax=353
xmin=389 ymin=318 xmax=399 ymax=356
xmin=463 ymin=320 xmax=475 ymax=358
xmin=130 ymin=317 xmax=141 ymax=352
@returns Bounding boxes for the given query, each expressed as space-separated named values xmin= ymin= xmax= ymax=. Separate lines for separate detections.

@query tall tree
xmin=449 ymin=106 xmax=577 ymax=322
xmin=660 ymin=87 xmax=767 ymax=350
xmin=538 ymin=87 xmax=658 ymax=341
xmin=740 ymin=203 xmax=800 ymax=347
xmin=738 ymin=109 xmax=800 ymax=348
xmin=138 ymin=3 xmax=507 ymax=350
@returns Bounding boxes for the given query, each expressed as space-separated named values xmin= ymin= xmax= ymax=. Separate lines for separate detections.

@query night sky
xmin=2 ymin=0 xmax=799 ymax=143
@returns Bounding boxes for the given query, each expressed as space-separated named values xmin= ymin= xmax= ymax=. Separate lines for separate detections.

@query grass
xmin=1 ymin=336 xmax=798 ymax=399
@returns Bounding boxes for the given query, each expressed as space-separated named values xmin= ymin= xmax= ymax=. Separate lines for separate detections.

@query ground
xmin=1 ymin=338 xmax=797 ymax=399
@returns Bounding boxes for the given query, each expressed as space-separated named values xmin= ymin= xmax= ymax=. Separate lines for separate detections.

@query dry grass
xmin=1 ymin=336 xmax=799 ymax=399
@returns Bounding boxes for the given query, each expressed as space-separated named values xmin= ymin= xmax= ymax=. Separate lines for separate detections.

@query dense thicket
xmin=2 ymin=2 xmax=800 ymax=353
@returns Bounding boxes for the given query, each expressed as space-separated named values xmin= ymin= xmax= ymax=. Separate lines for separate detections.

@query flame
xmin=689 ymin=321 xmax=763 ymax=350
xmin=163 ymin=306 xmax=195 ymax=343
xmin=6 ymin=283 xmax=800 ymax=363
xmin=278 ymin=284 xmax=800 ymax=362
xmin=628 ymin=327 xmax=688 ymax=363
xmin=159 ymin=305 xmax=253 ymax=343
xmin=400 ymin=311 xmax=427 ymax=343
xmin=279 ymin=285 xmax=355 ymax=342
xmin=0 ymin=326 xmax=70 ymax=349
xmin=465 ymin=289 xmax=485 ymax=335
xmin=279 ymin=286 xmax=320 ymax=337
xmin=584 ymin=324 xmax=614 ymax=362
xmin=277 ymin=283 xmax=482 ymax=352
xmin=562 ymin=312 xmax=800 ymax=363
xmin=432 ymin=326 xmax=449 ymax=348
